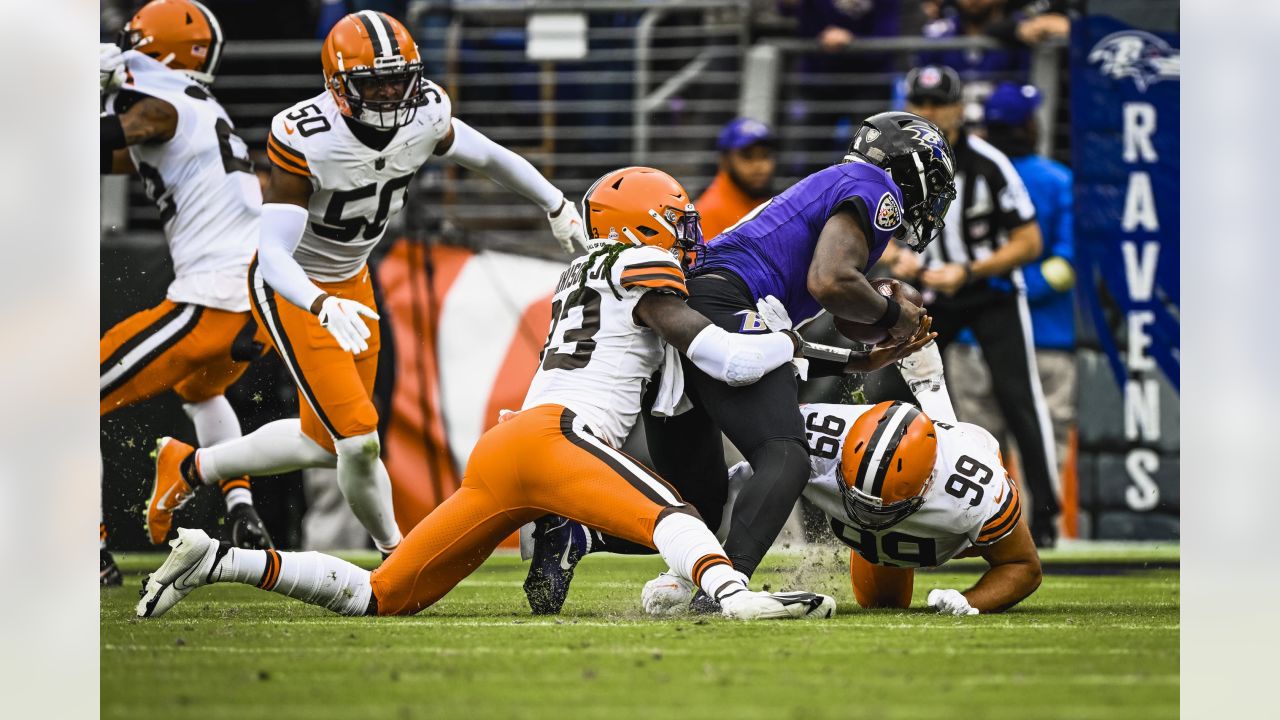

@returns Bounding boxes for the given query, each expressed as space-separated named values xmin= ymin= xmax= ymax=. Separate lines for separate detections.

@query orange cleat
xmin=146 ymin=437 xmax=197 ymax=545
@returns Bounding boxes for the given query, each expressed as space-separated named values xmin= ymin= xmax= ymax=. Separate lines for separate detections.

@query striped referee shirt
xmin=923 ymin=131 xmax=1037 ymax=281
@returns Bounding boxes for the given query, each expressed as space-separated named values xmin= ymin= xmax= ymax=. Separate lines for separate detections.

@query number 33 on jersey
xmin=265 ymin=81 xmax=451 ymax=283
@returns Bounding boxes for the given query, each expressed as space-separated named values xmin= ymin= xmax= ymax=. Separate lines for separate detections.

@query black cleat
xmin=228 ymin=504 xmax=274 ymax=550
xmin=688 ymin=588 xmax=723 ymax=615
xmin=523 ymin=515 xmax=591 ymax=615
xmin=100 ymin=548 xmax=123 ymax=587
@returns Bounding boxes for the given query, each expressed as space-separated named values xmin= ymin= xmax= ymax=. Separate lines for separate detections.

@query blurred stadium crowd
xmin=101 ymin=0 xmax=1086 ymax=551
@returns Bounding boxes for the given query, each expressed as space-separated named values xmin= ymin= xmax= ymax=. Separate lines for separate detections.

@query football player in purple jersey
xmin=523 ymin=111 xmax=957 ymax=616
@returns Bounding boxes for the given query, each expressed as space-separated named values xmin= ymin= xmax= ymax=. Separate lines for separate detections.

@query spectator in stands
xmin=947 ymin=82 xmax=1076 ymax=485
xmin=782 ymin=0 xmax=902 ymax=63
xmin=917 ymin=0 xmax=1070 ymax=77
xmin=696 ymin=118 xmax=777 ymax=240
xmin=779 ymin=0 xmax=902 ymax=161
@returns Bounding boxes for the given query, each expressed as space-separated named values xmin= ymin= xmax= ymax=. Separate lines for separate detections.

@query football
xmin=833 ymin=278 xmax=924 ymax=346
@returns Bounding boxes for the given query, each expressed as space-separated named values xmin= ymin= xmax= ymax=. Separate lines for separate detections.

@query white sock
xmin=212 ymin=546 xmax=371 ymax=616
xmin=652 ymin=512 xmax=748 ymax=601
xmin=184 ymin=395 xmax=241 ymax=446
xmin=196 ymin=418 xmax=335 ymax=484
xmin=334 ymin=433 xmax=402 ymax=552
xmin=184 ymin=397 xmax=256 ymax=510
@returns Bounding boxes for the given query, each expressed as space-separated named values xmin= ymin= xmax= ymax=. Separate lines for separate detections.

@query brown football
xmin=833 ymin=278 xmax=924 ymax=346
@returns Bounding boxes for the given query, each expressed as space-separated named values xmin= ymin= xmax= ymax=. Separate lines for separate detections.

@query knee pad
xmin=334 ymin=432 xmax=381 ymax=465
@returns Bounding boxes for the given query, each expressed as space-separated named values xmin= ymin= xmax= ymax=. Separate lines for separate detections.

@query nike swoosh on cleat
xmin=156 ymin=485 xmax=180 ymax=512
xmin=173 ymin=552 xmax=206 ymax=591
xmin=559 ymin=540 xmax=574 ymax=571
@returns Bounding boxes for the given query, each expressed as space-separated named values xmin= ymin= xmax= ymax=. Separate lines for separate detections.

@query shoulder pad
xmin=418 ymin=80 xmax=453 ymax=141
xmin=614 ymin=246 xmax=688 ymax=299
xmin=266 ymin=108 xmax=314 ymax=177
xmin=973 ymin=476 xmax=1021 ymax=547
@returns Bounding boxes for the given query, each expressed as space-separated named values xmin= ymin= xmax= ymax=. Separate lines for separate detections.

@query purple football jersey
xmin=694 ymin=161 xmax=905 ymax=324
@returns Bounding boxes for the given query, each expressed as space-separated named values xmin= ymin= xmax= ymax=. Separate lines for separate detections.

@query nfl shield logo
xmin=874 ymin=192 xmax=901 ymax=232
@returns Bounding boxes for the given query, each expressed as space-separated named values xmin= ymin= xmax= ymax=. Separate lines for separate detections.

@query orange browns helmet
xmin=582 ymin=167 xmax=705 ymax=268
xmin=119 ymin=0 xmax=224 ymax=85
xmin=322 ymin=11 xmax=432 ymax=130
xmin=838 ymin=401 xmax=938 ymax=530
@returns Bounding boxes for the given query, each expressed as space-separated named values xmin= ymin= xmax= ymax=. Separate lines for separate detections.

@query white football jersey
xmin=796 ymin=402 xmax=1021 ymax=568
xmin=522 ymin=244 xmax=689 ymax=448
xmin=266 ymin=85 xmax=452 ymax=282
xmin=106 ymin=51 xmax=261 ymax=312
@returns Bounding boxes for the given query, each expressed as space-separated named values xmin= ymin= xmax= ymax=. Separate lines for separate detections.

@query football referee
xmin=879 ymin=65 xmax=1061 ymax=546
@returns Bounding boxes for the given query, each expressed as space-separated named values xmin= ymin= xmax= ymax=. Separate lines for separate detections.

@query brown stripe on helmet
xmin=868 ymin=405 xmax=921 ymax=498
xmin=374 ymin=12 xmax=401 ymax=57
xmin=355 ymin=11 xmax=386 ymax=58
xmin=189 ymin=1 xmax=224 ymax=78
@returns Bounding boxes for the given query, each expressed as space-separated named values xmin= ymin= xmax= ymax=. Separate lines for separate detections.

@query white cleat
xmin=641 ymin=571 xmax=695 ymax=616
xmin=136 ymin=528 xmax=219 ymax=618
xmin=719 ymin=590 xmax=836 ymax=620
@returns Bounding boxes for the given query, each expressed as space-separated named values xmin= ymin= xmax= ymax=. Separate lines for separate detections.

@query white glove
xmin=316 ymin=295 xmax=379 ymax=354
xmin=641 ymin=571 xmax=695 ymax=616
xmin=927 ymin=588 xmax=979 ymax=616
xmin=100 ymin=43 xmax=126 ymax=94
xmin=547 ymin=197 xmax=587 ymax=254
xmin=755 ymin=295 xmax=793 ymax=331
xmin=897 ymin=339 xmax=945 ymax=393
xmin=755 ymin=295 xmax=808 ymax=380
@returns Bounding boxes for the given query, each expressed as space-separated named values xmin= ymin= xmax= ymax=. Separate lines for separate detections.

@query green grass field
xmin=101 ymin=545 xmax=1178 ymax=720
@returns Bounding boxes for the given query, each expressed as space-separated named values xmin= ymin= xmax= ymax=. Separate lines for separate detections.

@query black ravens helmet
xmin=844 ymin=111 xmax=957 ymax=252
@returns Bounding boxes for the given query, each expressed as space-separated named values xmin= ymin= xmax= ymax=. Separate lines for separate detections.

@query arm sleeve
xmin=685 ymin=325 xmax=796 ymax=387
xmin=442 ymin=119 xmax=563 ymax=212
xmin=258 ymin=203 xmax=326 ymax=311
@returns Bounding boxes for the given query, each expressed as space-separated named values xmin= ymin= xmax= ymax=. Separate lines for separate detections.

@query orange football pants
xmin=370 ymin=404 xmax=693 ymax=615
xmin=849 ymin=549 xmax=915 ymax=609
xmin=100 ymin=298 xmax=264 ymax=416
xmin=248 ymin=257 xmax=379 ymax=453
